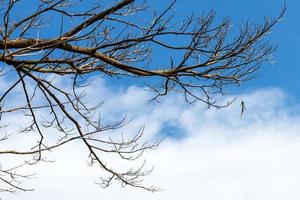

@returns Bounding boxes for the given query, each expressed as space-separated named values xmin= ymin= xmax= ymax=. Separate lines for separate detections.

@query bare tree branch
xmin=0 ymin=0 xmax=285 ymax=193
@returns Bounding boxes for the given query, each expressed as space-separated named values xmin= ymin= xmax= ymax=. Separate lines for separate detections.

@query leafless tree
xmin=0 ymin=0 xmax=284 ymax=193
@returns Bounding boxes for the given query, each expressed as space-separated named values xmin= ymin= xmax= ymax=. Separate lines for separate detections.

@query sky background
xmin=1 ymin=0 xmax=300 ymax=199
xmin=173 ymin=0 xmax=300 ymax=97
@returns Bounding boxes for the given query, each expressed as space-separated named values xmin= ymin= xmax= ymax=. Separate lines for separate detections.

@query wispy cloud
xmin=1 ymin=78 xmax=300 ymax=200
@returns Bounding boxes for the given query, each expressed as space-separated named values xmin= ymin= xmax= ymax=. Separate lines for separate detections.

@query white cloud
xmin=1 ymin=78 xmax=300 ymax=200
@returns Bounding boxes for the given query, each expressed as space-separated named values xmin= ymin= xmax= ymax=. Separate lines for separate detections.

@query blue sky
xmin=101 ymin=0 xmax=300 ymax=104
xmin=169 ymin=0 xmax=300 ymax=98
xmin=1 ymin=0 xmax=300 ymax=199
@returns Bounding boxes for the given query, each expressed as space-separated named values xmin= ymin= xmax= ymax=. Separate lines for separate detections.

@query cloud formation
xmin=2 ymin=78 xmax=300 ymax=200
